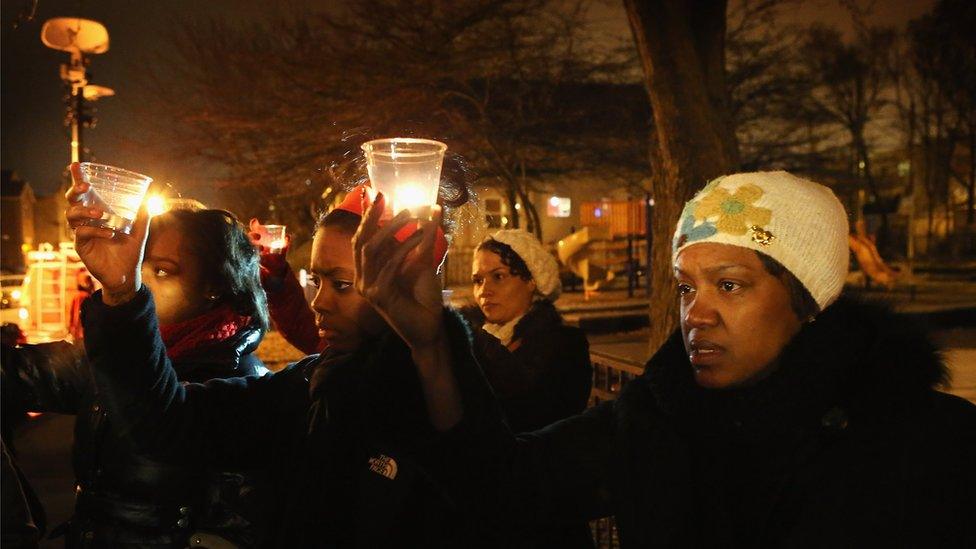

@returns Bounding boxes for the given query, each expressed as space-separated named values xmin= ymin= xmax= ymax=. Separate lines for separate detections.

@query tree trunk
xmin=515 ymin=160 xmax=542 ymax=239
xmin=854 ymin=132 xmax=889 ymax=250
xmin=521 ymin=193 xmax=543 ymax=241
xmin=505 ymin=185 xmax=520 ymax=229
xmin=968 ymin=127 xmax=975 ymax=225
xmin=624 ymin=0 xmax=740 ymax=354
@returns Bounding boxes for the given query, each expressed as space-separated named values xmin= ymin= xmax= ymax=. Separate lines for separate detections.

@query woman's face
xmin=471 ymin=249 xmax=536 ymax=324
xmin=675 ymin=243 xmax=802 ymax=389
xmin=308 ymin=226 xmax=385 ymax=352
xmin=143 ymin=224 xmax=214 ymax=326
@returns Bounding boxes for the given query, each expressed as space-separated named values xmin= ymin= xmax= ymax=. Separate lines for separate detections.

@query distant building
xmin=1 ymin=171 xmax=36 ymax=273
xmin=34 ymin=190 xmax=71 ymax=247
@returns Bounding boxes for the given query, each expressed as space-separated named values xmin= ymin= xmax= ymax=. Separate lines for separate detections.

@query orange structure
xmin=578 ymin=199 xmax=646 ymax=238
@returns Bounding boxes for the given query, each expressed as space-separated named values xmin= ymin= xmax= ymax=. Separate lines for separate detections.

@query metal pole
xmin=70 ymin=83 xmax=83 ymax=163
xmin=645 ymin=192 xmax=653 ymax=297
xmin=627 ymin=231 xmax=635 ymax=298
xmin=64 ymin=53 xmax=88 ymax=164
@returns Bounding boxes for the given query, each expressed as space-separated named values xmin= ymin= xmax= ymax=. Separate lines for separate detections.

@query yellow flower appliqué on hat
xmin=694 ymin=183 xmax=772 ymax=236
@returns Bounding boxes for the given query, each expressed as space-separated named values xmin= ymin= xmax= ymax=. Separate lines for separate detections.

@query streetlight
xmin=40 ymin=17 xmax=112 ymax=164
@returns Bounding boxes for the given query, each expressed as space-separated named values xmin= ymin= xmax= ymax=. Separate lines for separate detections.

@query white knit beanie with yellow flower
xmin=672 ymin=171 xmax=850 ymax=311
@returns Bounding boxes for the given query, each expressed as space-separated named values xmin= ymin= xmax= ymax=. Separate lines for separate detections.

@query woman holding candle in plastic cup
xmin=64 ymin=141 xmax=493 ymax=546
xmin=3 ymin=162 xmax=271 ymax=547
xmin=248 ymin=220 xmax=326 ymax=355
xmin=248 ymin=138 xmax=455 ymax=357
xmin=352 ymin=171 xmax=976 ymax=547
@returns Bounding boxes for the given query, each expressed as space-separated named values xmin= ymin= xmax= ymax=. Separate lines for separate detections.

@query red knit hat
xmin=335 ymin=183 xmax=449 ymax=268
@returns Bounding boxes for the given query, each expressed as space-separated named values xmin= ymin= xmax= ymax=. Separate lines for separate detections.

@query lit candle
xmin=146 ymin=195 xmax=168 ymax=217
xmin=361 ymin=138 xmax=447 ymax=217
xmin=264 ymin=225 xmax=287 ymax=252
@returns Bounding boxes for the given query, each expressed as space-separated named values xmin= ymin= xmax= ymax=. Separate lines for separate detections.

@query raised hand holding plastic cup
xmin=75 ymin=162 xmax=153 ymax=234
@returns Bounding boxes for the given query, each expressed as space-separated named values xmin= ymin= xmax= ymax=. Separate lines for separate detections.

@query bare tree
xmin=136 ymin=0 xmax=646 ymax=242
xmin=905 ymin=0 xmax=975 ymax=237
xmin=800 ymin=24 xmax=897 ymax=245
xmin=624 ymin=0 xmax=741 ymax=352
xmin=726 ymin=0 xmax=836 ymax=173
xmin=886 ymin=0 xmax=976 ymax=258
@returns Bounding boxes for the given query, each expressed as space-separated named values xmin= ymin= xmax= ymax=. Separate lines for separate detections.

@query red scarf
xmin=159 ymin=304 xmax=252 ymax=361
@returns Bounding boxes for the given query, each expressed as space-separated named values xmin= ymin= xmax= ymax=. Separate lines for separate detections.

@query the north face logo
xmin=368 ymin=455 xmax=397 ymax=480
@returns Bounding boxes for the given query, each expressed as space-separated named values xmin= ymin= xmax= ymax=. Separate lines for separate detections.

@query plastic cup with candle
xmin=77 ymin=162 xmax=154 ymax=234
xmin=361 ymin=138 xmax=447 ymax=218
xmin=264 ymin=224 xmax=287 ymax=253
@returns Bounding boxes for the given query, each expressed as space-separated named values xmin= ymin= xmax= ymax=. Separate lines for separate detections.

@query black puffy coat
xmin=2 ymin=437 xmax=45 ymax=548
xmin=462 ymin=301 xmax=592 ymax=434
xmin=463 ymin=301 xmax=595 ymax=548
xmin=80 ymin=287 xmax=482 ymax=547
xmin=439 ymin=298 xmax=976 ymax=547
xmin=0 ymin=320 xmax=267 ymax=548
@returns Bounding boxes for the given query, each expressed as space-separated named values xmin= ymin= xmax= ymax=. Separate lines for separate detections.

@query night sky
xmin=1 ymin=0 xmax=935 ymax=208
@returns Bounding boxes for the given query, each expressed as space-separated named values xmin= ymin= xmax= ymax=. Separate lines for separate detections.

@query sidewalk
xmin=448 ymin=276 xmax=976 ymax=331
xmin=449 ymin=276 xmax=976 ymax=316
xmin=846 ymin=278 xmax=976 ymax=316
xmin=445 ymin=285 xmax=649 ymax=313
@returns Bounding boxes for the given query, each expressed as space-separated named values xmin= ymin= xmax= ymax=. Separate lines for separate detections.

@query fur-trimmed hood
xmin=636 ymin=297 xmax=949 ymax=431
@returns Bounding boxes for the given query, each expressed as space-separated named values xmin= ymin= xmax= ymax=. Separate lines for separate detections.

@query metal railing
xmin=589 ymin=349 xmax=645 ymax=405
xmin=586 ymin=349 xmax=645 ymax=548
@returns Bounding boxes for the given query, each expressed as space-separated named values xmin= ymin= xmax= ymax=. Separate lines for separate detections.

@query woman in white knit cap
xmin=468 ymin=231 xmax=592 ymax=432
xmin=466 ymin=229 xmax=594 ymax=548
xmin=354 ymin=170 xmax=976 ymax=547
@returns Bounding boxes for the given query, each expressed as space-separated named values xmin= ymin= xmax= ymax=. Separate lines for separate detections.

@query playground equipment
xmin=849 ymin=220 xmax=899 ymax=289
xmin=557 ymin=226 xmax=615 ymax=299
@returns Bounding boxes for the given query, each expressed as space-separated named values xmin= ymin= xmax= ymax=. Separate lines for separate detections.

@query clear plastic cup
xmin=78 ymin=163 xmax=153 ymax=234
xmin=264 ymin=224 xmax=287 ymax=252
xmin=361 ymin=138 xmax=447 ymax=217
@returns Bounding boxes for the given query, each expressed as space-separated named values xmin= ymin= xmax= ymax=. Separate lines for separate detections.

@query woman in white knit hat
xmin=354 ymin=170 xmax=976 ymax=547
xmin=465 ymin=229 xmax=594 ymax=548
xmin=467 ymin=230 xmax=592 ymax=431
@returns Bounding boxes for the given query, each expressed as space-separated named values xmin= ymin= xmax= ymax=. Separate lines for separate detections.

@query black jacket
xmin=1 ymin=319 xmax=267 ymax=548
xmin=80 ymin=286 xmax=481 ymax=548
xmin=2 ymin=438 xmax=45 ymax=549
xmin=439 ymin=298 xmax=976 ymax=547
xmin=462 ymin=301 xmax=592 ymax=433
xmin=463 ymin=302 xmax=595 ymax=548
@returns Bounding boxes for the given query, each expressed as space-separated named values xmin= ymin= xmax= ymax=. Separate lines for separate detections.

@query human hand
xmin=355 ymin=195 xmax=462 ymax=429
xmin=353 ymin=193 xmax=445 ymax=351
xmin=249 ymin=219 xmax=290 ymax=275
xmin=64 ymin=162 xmax=149 ymax=306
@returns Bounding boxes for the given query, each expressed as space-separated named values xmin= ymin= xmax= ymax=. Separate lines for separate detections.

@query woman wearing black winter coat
xmin=65 ymin=176 xmax=485 ymax=547
xmin=465 ymin=230 xmax=593 ymax=547
xmin=2 ymin=206 xmax=270 ymax=548
xmin=360 ymin=171 xmax=976 ymax=548
xmin=466 ymin=230 xmax=592 ymax=435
